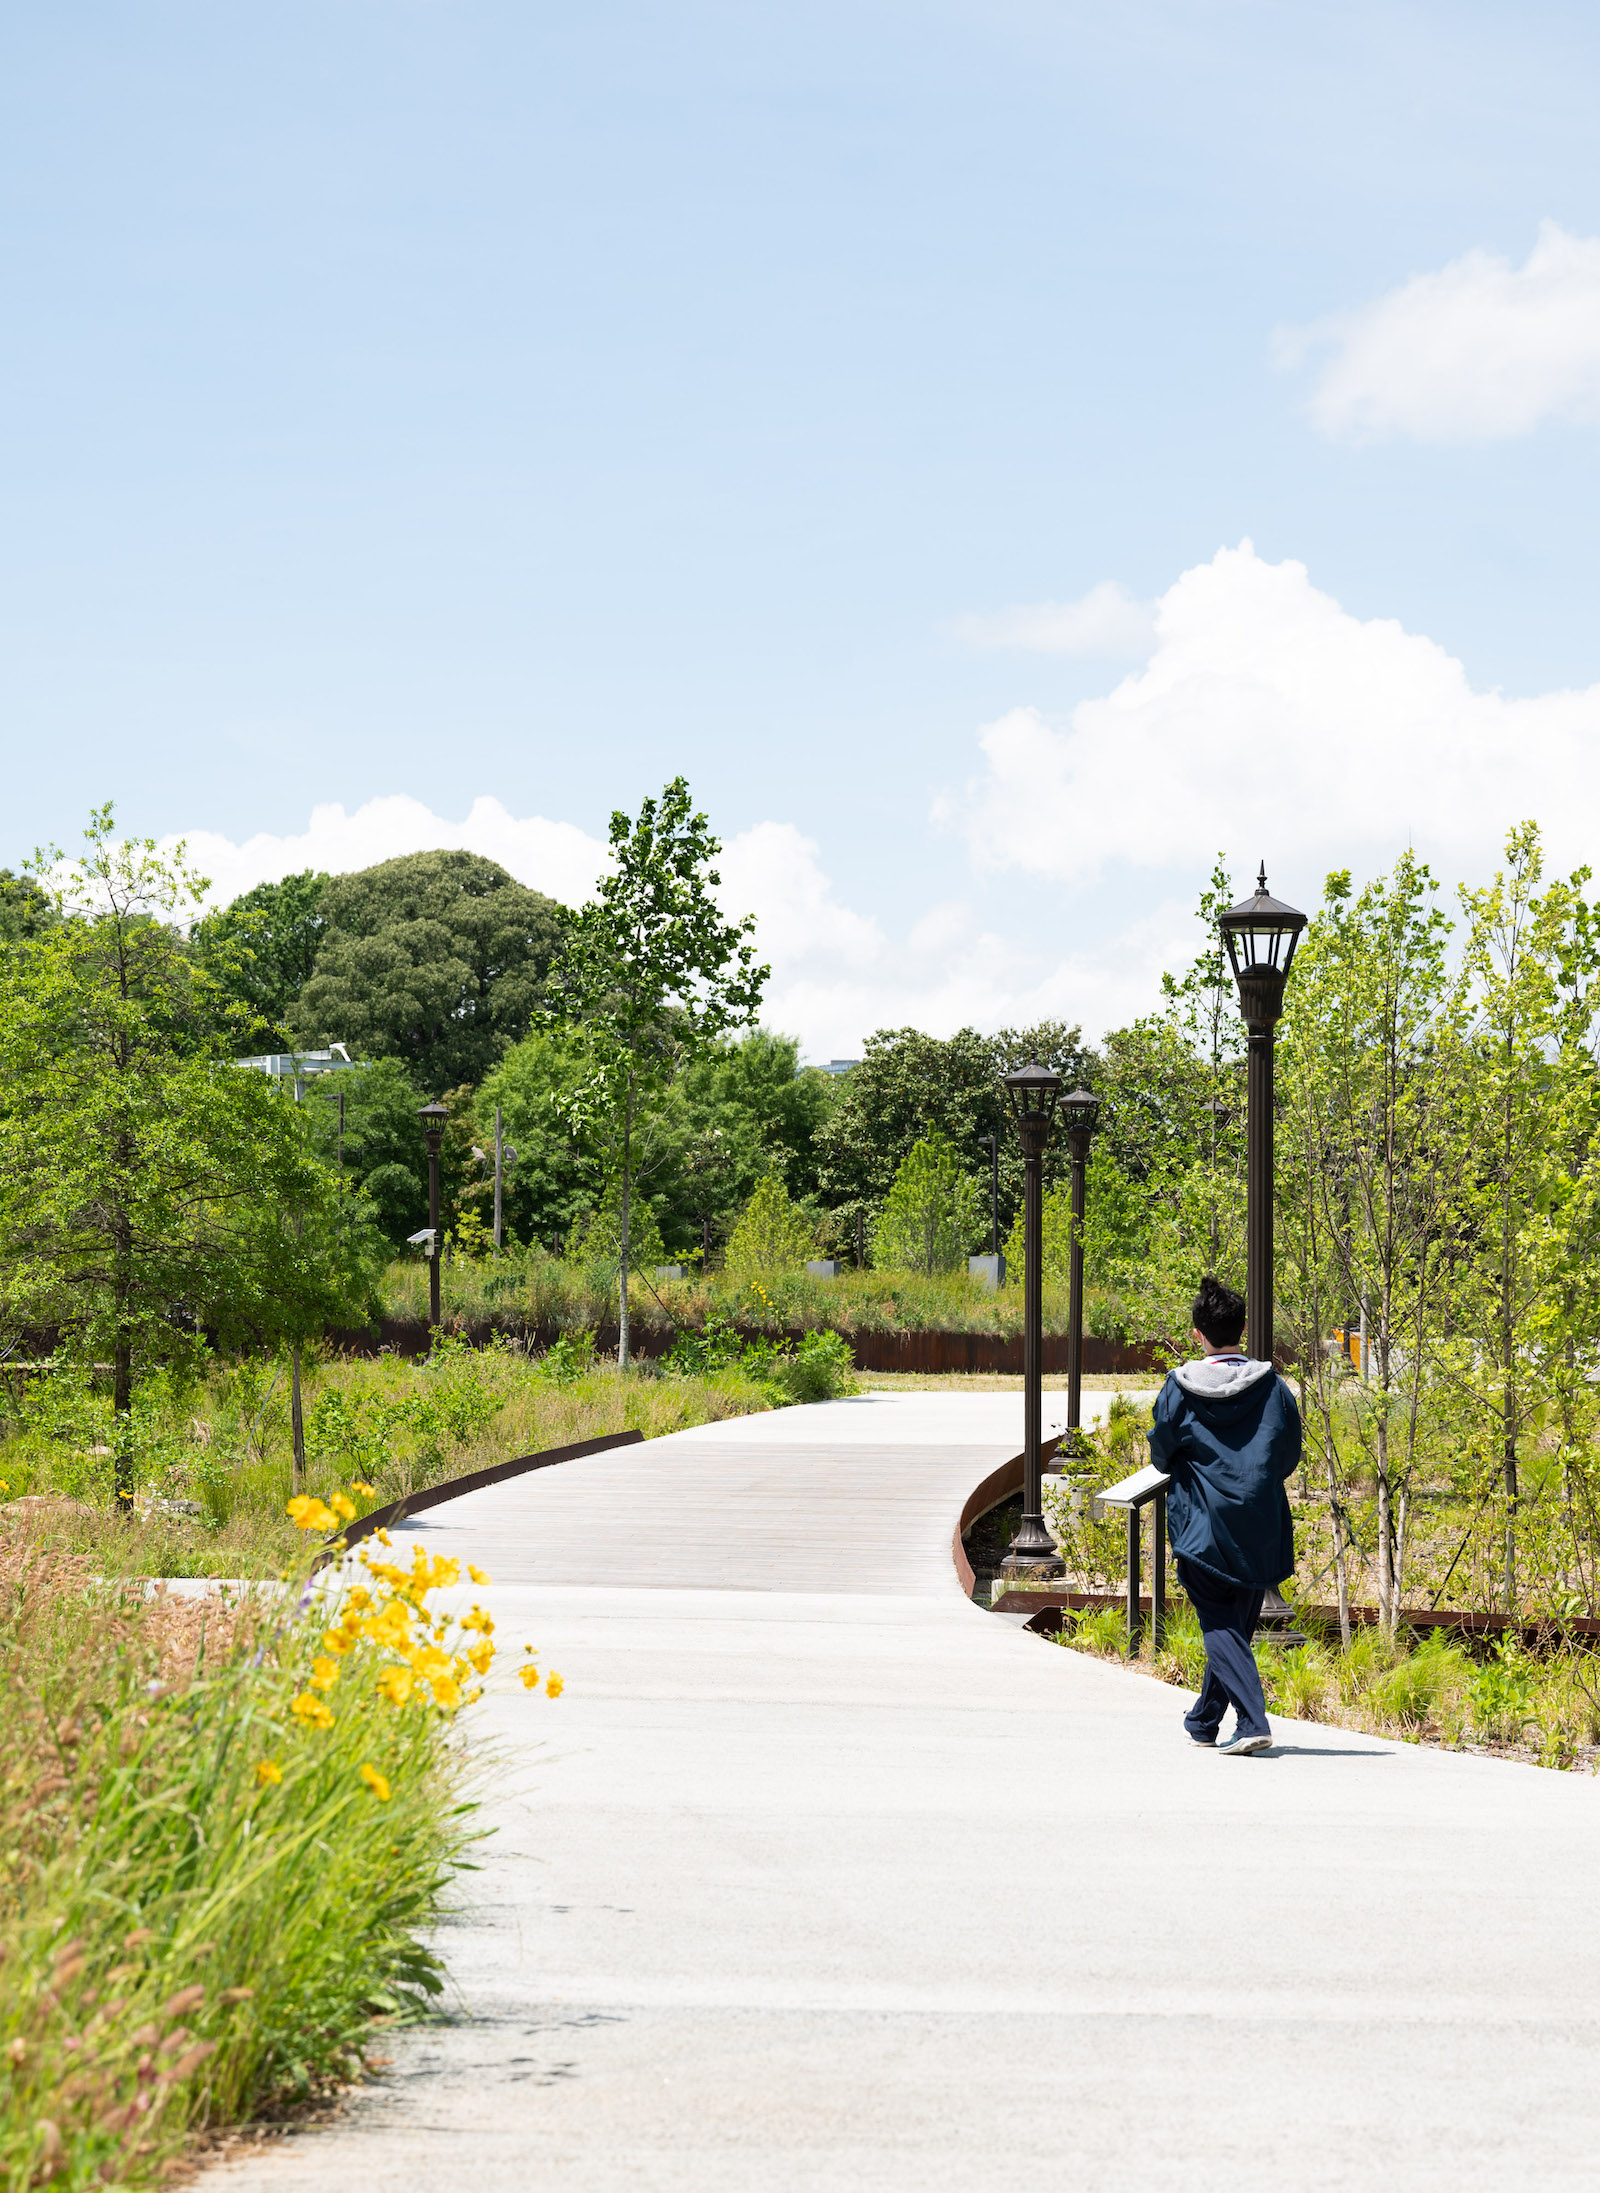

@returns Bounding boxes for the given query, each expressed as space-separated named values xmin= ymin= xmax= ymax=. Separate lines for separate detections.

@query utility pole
xmin=494 ymin=1105 xmax=504 ymax=1251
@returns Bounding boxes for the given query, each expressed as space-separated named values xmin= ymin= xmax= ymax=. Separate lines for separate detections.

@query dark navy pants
xmin=1175 ymin=1557 xmax=1270 ymax=1742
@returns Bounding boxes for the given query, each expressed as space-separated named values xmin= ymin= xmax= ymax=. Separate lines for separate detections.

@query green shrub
xmin=769 ymin=1329 xmax=858 ymax=1405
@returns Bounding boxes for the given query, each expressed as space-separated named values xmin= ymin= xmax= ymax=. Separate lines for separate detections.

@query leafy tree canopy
xmin=301 ymin=1055 xmax=431 ymax=1249
xmin=191 ymin=868 xmax=329 ymax=1035
xmin=874 ymin=1134 xmax=981 ymax=1275
xmin=0 ymin=811 xmax=377 ymax=1472
xmin=814 ymin=1020 xmax=1095 ymax=1239
xmin=0 ymin=868 xmax=58 ymax=948
xmin=547 ymin=777 xmax=766 ymax=1359
xmin=725 ymin=1168 xmax=816 ymax=1280
xmin=290 ymin=850 xmax=566 ymax=1092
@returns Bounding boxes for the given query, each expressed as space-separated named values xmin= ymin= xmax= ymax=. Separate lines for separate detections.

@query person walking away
xmin=1147 ymin=1274 xmax=1302 ymax=1757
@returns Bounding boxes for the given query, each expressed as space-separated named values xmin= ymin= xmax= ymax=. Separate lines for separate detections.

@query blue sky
xmin=6 ymin=2 xmax=1600 ymax=1051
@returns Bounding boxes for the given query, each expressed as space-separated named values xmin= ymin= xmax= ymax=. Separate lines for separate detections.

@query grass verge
xmin=1056 ymin=1601 xmax=1600 ymax=1770
xmin=0 ymin=1509 xmax=539 ymax=2188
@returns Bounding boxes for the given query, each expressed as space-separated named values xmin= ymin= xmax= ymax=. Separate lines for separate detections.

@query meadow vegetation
xmin=0 ymin=1500 xmax=554 ymax=2189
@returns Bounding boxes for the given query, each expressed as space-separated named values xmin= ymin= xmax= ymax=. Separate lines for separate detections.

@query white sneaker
xmin=1217 ymin=1729 xmax=1272 ymax=1756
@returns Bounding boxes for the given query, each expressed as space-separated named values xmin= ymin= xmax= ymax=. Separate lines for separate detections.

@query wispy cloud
xmin=1277 ymin=222 xmax=1600 ymax=443
xmin=954 ymin=579 xmax=1156 ymax=659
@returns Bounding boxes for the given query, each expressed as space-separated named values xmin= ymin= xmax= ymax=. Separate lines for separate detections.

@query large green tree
xmin=547 ymin=778 xmax=766 ymax=1364
xmin=0 ymin=812 xmax=376 ymax=1495
xmin=814 ymin=1021 xmax=1093 ymax=1256
xmin=290 ymin=850 xmax=565 ymax=1090
xmin=191 ymin=868 xmax=329 ymax=1034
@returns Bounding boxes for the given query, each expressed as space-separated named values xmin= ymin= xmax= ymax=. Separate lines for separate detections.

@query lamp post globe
xmin=1057 ymin=1087 xmax=1101 ymax=1457
xmin=1218 ymin=865 xmax=1306 ymax=1371
xmin=417 ymin=1102 xmax=450 ymax=1329
xmin=1000 ymin=1062 xmax=1066 ymax=1583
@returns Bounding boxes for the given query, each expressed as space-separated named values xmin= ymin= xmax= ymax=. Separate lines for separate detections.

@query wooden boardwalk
xmin=209 ymin=1390 xmax=1600 ymax=2193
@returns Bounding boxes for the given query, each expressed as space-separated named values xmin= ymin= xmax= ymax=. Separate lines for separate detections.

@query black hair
xmin=1192 ymin=1274 xmax=1246 ymax=1348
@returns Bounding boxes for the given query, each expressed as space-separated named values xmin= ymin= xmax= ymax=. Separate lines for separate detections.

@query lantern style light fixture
xmin=1218 ymin=865 xmax=1308 ymax=1030
xmin=1057 ymin=1088 xmax=1101 ymax=1456
xmin=1218 ymin=866 xmax=1307 ymax=1367
xmin=417 ymin=1102 xmax=449 ymax=1328
xmin=1000 ymin=1062 xmax=1065 ymax=1582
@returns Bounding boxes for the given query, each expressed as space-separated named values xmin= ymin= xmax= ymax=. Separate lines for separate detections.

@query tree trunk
xmin=618 ymin=1089 xmax=633 ymax=1369
xmin=1504 ymin=1384 xmax=1519 ymax=1612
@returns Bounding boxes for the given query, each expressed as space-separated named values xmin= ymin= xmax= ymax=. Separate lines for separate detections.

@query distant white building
xmin=236 ymin=1043 xmax=354 ymax=1080
xmin=818 ymin=1058 xmax=859 ymax=1076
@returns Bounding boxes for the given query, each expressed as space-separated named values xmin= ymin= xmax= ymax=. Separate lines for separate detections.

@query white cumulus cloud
xmin=954 ymin=580 xmax=1157 ymax=659
xmin=169 ymin=794 xmax=610 ymax=910
xmin=717 ymin=819 xmax=1153 ymax=1054
xmin=1278 ymin=221 xmax=1600 ymax=443
xmin=941 ymin=539 xmax=1600 ymax=893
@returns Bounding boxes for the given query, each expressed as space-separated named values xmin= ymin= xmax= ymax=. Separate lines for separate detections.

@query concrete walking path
xmin=209 ymin=1393 xmax=1600 ymax=2191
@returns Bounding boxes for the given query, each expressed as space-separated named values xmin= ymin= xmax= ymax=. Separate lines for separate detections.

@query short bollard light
xmin=1094 ymin=1462 xmax=1172 ymax=1658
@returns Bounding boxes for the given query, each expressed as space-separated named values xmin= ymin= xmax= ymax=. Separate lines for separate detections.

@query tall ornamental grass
xmin=0 ymin=1504 xmax=551 ymax=2187
xmin=0 ymin=1343 xmax=776 ymax=1579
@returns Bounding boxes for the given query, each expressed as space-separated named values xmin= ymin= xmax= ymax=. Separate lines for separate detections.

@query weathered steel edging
xmin=310 ymin=1427 xmax=645 ymax=1572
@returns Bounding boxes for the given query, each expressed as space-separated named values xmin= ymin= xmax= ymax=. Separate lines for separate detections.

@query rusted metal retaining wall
xmin=326 ymin=1317 xmax=1159 ymax=1376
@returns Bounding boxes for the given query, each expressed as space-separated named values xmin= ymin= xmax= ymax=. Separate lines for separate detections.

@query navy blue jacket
xmin=1146 ymin=1356 xmax=1301 ymax=1589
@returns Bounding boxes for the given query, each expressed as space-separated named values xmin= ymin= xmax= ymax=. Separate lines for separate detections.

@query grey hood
xmin=1171 ymin=1355 xmax=1275 ymax=1400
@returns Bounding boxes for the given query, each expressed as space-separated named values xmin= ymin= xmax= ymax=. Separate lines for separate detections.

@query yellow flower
xmin=519 ymin=1664 xmax=541 ymax=1690
xmin=255 ymin=1759 xmax=283 ymax=1786
xmin=290 ymin=1693 xmax=335 ymax=1730
xmin=468 ymin=1564 xmax=491 ymax=1585
xmin=545 ymin=1672 xmax=564 ymax=1698
xmin=376 ymin=1666 xmax=414 ymax=1706
xmin=322 ymin=1629 xmax=354 ymax=1656
xmin=287 ymin=1495 xmax=337 ymax=1533
xmin=346 ymin=1586 xmax=372 ymax=1610
xmin=309 ymin=1657 xmax=340 ymax=1693
xmin=351 ymin=1481 xmax=377 ymax=1499
xmin=430 ymin=1674 xmax=464 ymax=1709
xmin=467 ymin=1641 xmax=494 ymax=1675
xmin=376 ymin=1527 xmax=392 ymax=1547
xmin=330 ymin=1491 xmax=357 ymax=1522
xmin=359 ymin=1764 xmax=392 ymax=1802
xmin=461 ymin=1605 xmax=494 ymax=1635
xmin=413 ymin=1644 xmax=450 ymax=1676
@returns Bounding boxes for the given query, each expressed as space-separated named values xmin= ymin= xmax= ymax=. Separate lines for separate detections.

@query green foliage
xmin=0 ymin=1536 xmax=476 ymax=2185
xmin=191 ymin=868 xmax=329 ymax=1034
xmin=873 ymin=1133 xmax=982 ymax=1274
xmin=0 ymin=867 xmax=58 ymax=948
xmin=769 ymin=1327 xmax=858 ymax=1404
xmin=725 ymin=1168 xmax=815 ymax=1279
xmin=0 ymin=812 xmax=378 ymax=1455
xmin=547 ymin=777 xmax=766 ymax=1361
xmin=566 ymin=1182 xmax=666 ymax=1281
xmin=302 ymin=1055 xmax=429 ymax=1247
xmin=473 ymin=1027 xmax=601 ymax=1251
xmin=536 ymin=1328 xmax=599 ymax=1384
xmin=290 ymin=850 xmax=565 ymax=1091
xmin=814 ymin=1022 xmax=1093 ymax=1251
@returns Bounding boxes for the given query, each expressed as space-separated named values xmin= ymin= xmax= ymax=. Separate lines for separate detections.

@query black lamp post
xmin=1218 ymin=866 xmax=1307 ymax=1365
xmin=1058 ymin=1087 xmax=1101 ymax=1457
xmin=418 ymin=1101 xmax=449 ymax=1328
xmin=1000 ymin=1061 xmax=1066 ymax=1582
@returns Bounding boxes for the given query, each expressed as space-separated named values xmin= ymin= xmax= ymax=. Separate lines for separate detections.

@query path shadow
xmin=1258 ymin=1743 xmax=1392 ymax=1759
